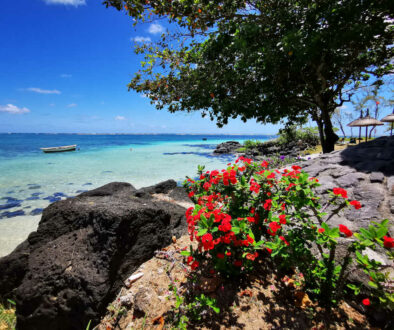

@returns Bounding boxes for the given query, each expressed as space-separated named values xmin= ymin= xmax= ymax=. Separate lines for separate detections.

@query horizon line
xmin=0 ymin=132 xmax=276 ymax=136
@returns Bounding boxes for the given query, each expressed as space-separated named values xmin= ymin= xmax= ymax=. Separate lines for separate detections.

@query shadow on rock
xmin=0 ymin=180 xmax=189 ymax=330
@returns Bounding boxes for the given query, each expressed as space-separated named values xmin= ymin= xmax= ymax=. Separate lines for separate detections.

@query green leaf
xmin=232 ymin=227 xmax=240 ymax=235
xmin=368 ymin=281 xmax=378 ymax=289
xmin=212 ymin=306 xmax=220 ymax=314
xmin=197 ymin=228 xmax=208 ymax=236
xmin=180 ymin=250 xmax=191 ymax=256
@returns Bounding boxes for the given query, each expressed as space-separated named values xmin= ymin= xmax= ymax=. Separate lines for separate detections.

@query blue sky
xmin=0 ymin=0 xmax=392 ymax=135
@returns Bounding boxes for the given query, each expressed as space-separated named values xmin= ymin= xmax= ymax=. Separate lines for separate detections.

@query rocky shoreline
xmin=0 ymin=136 xmax=393 ymax=329
xmin=0 ymin=180 xmax=190 ymax=329
xmin=214 ymin=138 xmax=317 ymax=159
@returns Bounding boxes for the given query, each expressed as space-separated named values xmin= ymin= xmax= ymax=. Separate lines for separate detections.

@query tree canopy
xmin=104 ymin=0 xmax=393 ymax=152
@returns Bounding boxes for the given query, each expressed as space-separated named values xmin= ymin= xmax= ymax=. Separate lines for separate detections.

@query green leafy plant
xmin=0 ymin=299 xmax=16 ymax=330
xmin=168 ymin=284 xmax=220 ymax=329
xmin=183 ymin=157 xmax=393 ymax=311
xmin=277 ymin=125 xmax=320 ymax=146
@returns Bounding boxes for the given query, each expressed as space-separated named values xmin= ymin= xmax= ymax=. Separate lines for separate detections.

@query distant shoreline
xmin=0 ymin=133 xmax=277 ymax=136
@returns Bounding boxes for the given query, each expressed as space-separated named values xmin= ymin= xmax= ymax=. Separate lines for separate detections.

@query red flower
xmin=350 ymin=200 xmax=362 ymax=209
xmin=266 ymin=248 xmax=272 ymax=254
xmin=267 ymin=172 xmax=275 ymax=179
xmin=188 ymin=191 xmax=195 ymax=198
xmin=279 ymin=214 xmax=287 ymax=224
xmin=203 ymin=182 xmax=211 ymax=191
xmin=246 ymin=252 xmax=259 ymax=261
xmin=333 ymin=187 xmax=348 ymax=199
xmin=279 ymin=236 xmax=290 ymax=246
xmin=217 ymin=252 xmax=225 ymax=259
xmin=202 ymin=233 xmax=214 ymax=250
xmin=269 ymin=221 xmax=281 ymax=233
xmin=291 ymin=165 xmax=301 ymax=171
xmin=318 ymin=228 xmax=325 ymax=233
xmin=187 ymin=256 xmax=193 ymax=264
xmin=218 ymin=220 xmax=232 ymax=232
xmin=362 ymin=298 xmax=371 ymax=306
xmin=263 ymin=199 xmax=272 ymax=210
xmin=226 ymin=251 xmax=231 ymax=256
xmin=234 ymin=260 xmax=242 ymax=267
xmin=261 ymin=160 xmax=269 ymax=168
xmin=383 ymin=236 xmax=394 ymax=249
xmin=339 ymin=224 xmax=353 ymax=237
xmin=190 ymin=260 xmax=199 ymax=270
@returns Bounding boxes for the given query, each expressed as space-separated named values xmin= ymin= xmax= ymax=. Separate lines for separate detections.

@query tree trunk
xmin=339 ymin=122 xmax=346 ymax=139
xmin=369 ymin=125 xmax=376 ymax=138
xmin=315 ymin=117 xmax=325 ymax=148
xmin=321 ymin=108 xmax=339 ymax=153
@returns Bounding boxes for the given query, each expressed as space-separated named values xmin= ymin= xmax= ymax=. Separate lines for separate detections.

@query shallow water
xmin=0 ymin=134 xmax=272 ymax=256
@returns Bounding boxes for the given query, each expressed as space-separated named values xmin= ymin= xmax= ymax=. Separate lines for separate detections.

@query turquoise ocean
xmin=0 ymin=134 xmax=272 ymax=256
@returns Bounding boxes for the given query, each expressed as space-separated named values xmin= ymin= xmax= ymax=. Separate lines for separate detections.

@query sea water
xmin=0 ymin=134 xmax=271 ymax=256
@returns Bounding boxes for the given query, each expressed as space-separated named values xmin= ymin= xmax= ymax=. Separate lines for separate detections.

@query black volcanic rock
xmin=213 ymin=141 xmax=242 ymax=154
xmin=0 ymin=181 xmax=188 ymax=330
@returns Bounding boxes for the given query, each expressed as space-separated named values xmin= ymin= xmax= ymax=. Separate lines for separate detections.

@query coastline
xmin=0 ymin=135 xmax=271 ymax=257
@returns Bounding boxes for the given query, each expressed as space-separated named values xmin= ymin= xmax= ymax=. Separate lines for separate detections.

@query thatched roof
xmin=381 ymin=114 xmax=394 ymax=123
xmin=347 ymin=116 xmax=384 ymax=127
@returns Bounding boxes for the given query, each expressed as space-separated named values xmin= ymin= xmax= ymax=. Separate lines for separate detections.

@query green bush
xmin=277 ymin=125 xmax=319 ymax=146
xmin=183 ymin=157 xmax=394 ymax=311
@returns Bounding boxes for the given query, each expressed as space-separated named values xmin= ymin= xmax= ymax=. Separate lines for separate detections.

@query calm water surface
xmin=0 ymin=134 xmax=272 ymax=256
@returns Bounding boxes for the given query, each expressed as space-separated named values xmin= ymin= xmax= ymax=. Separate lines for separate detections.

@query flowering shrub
xmin=183 ymin=157 xmax=394 ymax=309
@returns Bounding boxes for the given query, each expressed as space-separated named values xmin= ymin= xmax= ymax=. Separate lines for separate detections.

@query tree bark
xmin=321 ymin=108 xmax=339 ymax=153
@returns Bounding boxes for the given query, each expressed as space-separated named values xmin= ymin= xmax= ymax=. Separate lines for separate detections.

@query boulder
xmin=0 ymin=181 xmax=188 ymax=330
xmin=213 ymin=141 xmax=242 ymax=154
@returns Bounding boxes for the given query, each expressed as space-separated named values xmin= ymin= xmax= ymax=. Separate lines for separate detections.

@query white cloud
xmin=43 ymin=0 xmax=86 ymax=7
xmin=67 ymin=103 xmax=77 ymax=108
xmin=0 ymin=104 xmax=30 ymax=114
xmin=148 ymin=23 xmax=164 ymax=34
xmin=60 ymin=74 xmax=72 ymax=78
xmin=132 ymin=36 xmax=152 ymax=43
xmin=115 ymin=116 xmax=126 ymax=120
xmin=25 ymin=87 xmax=61 ymax=94
xmin=49 ymin=103 xmax=55 ymax=107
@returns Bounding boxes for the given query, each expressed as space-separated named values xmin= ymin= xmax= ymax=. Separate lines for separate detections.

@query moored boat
xmin=40 ymin=145 xmax=77 ymax=153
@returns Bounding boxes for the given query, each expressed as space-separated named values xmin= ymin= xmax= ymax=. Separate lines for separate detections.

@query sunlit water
xmin=0 ymin=134 xmax=272 ymax=256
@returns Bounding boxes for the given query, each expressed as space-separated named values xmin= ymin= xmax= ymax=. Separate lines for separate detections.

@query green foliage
xmin=0 ymin=299 xmax=16 ymax=330
xmin=105 ymin=0 xmax=393 ymax=153
xmin=277 ymin=125 xmax=319 ymax=146
xmin=183 ymin=156 xmax=393 ymax=310
xmin=243 ymin=139 xmax=262 ymax=149
xmin=168 ymin=284 xmax=220 ymax=329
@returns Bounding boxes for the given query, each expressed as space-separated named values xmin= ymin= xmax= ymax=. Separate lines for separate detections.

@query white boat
xmin=40 ymin=145 xmax=77 ymax=153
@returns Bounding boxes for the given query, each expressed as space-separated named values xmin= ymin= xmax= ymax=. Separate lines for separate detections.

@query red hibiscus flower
xmin=318 ymin=228 xmax=325 ymax=233
xmin=339 ymin=224 xmax=353 ymax=237
xmin=291 ymin=165 xmax=301 ymax=171
xmin=383 ymin=236 xmax=394 ymax=249
xmin=349 ymin=200 xmax=362 ymax=209
xmin=333 ymin=187 xmax=348 ymax=199
xmin=362 ymin=298 xmax=370 ymax=306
